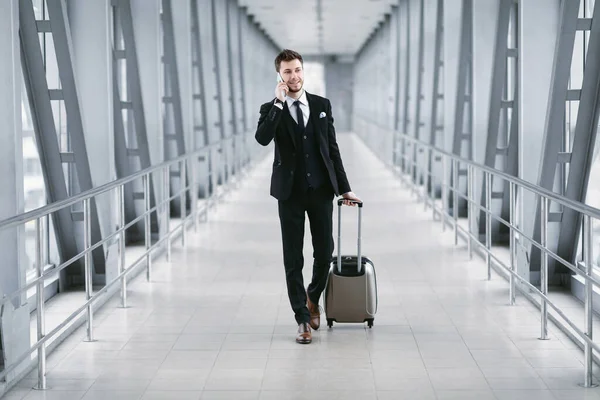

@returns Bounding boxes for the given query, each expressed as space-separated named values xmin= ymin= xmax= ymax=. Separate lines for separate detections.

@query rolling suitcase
xmin=325 ymin=199 xmax=377 ymax=328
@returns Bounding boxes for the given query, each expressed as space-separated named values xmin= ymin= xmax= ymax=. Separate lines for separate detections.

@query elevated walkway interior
xmin=4 ymin=134 xmax=598 ymax=400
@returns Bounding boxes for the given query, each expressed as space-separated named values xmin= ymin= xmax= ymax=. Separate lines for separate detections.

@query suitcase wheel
xmin=327 ymin=319 xmax=334 ymax=328
xmin=367 ymin=319 xmax=374 ymax=328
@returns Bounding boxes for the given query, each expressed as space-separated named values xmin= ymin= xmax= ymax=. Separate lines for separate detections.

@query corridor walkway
xmin=5 ymin=134 xmax=600 ymax=400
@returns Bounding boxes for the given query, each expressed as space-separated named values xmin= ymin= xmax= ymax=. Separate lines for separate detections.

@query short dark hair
xmin=274 ymin=49 xmax=303 ymax=73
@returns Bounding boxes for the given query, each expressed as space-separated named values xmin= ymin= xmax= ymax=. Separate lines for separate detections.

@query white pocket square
xmin=319 ymin=111 xmax=326 ymax=118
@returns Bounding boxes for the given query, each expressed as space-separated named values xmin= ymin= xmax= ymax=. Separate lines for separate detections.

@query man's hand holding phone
xmin=275 ymin=76 xmax=288 ymax=103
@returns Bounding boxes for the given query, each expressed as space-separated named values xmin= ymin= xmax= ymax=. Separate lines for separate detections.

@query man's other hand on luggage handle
xmin=341 ymin=192 xmax=361 ymax=207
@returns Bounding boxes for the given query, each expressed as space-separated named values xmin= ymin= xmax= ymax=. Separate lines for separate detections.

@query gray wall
xmin=324 ymin=57 xmax=354 ymax=133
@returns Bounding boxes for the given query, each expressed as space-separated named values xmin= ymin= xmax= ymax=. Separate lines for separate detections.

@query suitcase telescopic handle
xmin=336 ymin=199 xmax=363 ymax=207
xmin=336 ymin=199 xmax=362 ymax=273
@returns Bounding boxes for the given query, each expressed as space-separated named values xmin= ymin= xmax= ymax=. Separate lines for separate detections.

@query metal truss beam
xmin=477 ymin=0 xmax=517 ymax=243
xmin=412 ymin=0 xmax=425 ymax=183
xmin=238 ymin=6 xmax=249 ymax=167
xmin=161 ymin=0 xmax=189 ymax=216
xmin=392 ymin=4 xmax=401 ymax=167
xmin=210 ymin=0 xmax=227 ymax=184
xmin=556 ymin=2 xmax=600 ymax=272
xmin=530 ymin=0 xmax=580 ymax=275
xmin=190 ymin=0 xmax=212 ymax=197
xmin=112 ymin=0 xmax=159 ymax=242
xmin=20 ymin=0 xmax=105 ymax=276
xmin=450 ymin=0 xmax=473 ymax=217
xmin=401 ymin=0 xmax=411 ymax=171
xmin=427 ymin=0 xmax=445 ymax=196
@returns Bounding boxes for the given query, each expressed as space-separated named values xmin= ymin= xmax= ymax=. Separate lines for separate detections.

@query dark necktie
xmin=294 ymin=100 xmax=304 ymax=130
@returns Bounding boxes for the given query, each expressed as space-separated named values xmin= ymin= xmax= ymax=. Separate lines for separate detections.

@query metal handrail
xmin=354 ymin=115 xmax=599 ymax=388
xmin=0 ymin=132 xmax=267 ymax=389
xmin=0 ymin=138 xmax=231 ymax=232
xmin=355 ymin=114 xmax=600 ymax=219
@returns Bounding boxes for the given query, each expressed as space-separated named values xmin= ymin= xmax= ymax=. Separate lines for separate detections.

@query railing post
xmin=180 ymin=159 xmax=187 ymax=247
xmin=399 ymin=138 xmax=406 ymax=186
xmin=582 ymin=214 xmax=597 ymax=387
xmin=453 ymin=159 xmax=459 ymax=245
xmin=164 ymin=166 xmax=172 ymax=262
xmin=34 ymin=217 xmax=47 ymax=390
xmin=485 ymin=171 xmax=492 ymax=280
xmin=143 ymin=174 xmax=152 ymax=281
xmin=442 ymin=154 xmax=447 ymax=231
xmin=83 ymin=198 xmax=95 ymax=342
xmin=423 ymin=147 xmax=428 ymax=211
xmin=409 ymin=143 xmax=415 ymax=195
xmin=539 ymin=195 xmax=549 ymax=341
xmin=191 ymin=155 xmax=198 ymax=233
xmin=118 ymin=184 xmax=128 ymax=308
xmin=430 ymin=151 xmax=436 ymax=219
xmin=205 ymin=150 xmax=211 ymax=220
xmin=509 ymin=181 xmax=516 ymax=305
xmin=467 ymin=165 xmax=473 ymax=259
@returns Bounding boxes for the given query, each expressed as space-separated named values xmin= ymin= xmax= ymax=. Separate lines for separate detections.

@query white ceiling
xmin=239 ymin=0 xmax=399 ymax=56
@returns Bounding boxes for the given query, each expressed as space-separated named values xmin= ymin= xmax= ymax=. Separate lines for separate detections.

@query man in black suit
xmin=255 ymin=49 xmax=361 ymax=344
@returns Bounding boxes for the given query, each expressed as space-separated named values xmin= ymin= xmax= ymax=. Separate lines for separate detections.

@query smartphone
xmin=277 ymin=73 xmax=286 ymax=99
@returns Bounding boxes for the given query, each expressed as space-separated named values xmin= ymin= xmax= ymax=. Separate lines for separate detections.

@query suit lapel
xmin=306 ymin=92 xmax=327 ymax=148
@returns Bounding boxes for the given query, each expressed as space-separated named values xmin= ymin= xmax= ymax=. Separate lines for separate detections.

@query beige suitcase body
xmin=324 ymin=200 xmax=377 ymax=328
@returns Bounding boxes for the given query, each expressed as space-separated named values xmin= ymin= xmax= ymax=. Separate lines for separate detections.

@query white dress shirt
xmin=274 ymin=90 xmax=310 ymax=125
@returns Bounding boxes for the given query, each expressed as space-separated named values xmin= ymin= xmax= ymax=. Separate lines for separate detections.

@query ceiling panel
xmin=238 ymin=0 xmax=399 ymax=56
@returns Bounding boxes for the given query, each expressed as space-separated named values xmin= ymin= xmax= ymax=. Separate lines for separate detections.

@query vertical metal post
xmin=144 ymin=174 xmax=151 ymax=281
xmin=431 ymin=150 xmax=436 ymax=219
xmin=423 ymin=148 xmax=428 ymax=210
xmin=467 ymin=165 xmax=473 ymax=259
xmin=181 ymin=160 xmax=187 ymax=246
xmin=164 ymin=166 xmax=171 ymax=262
xmin=191 ymin=156 xmax=198 ymax=233
xmin=582 ymin=214 xmax=596 ymax=387
xmin=83 ymin=199 xmax=95 ymax=342
xmin=205 ymin=150 xmax=211 ymax=220
xmin=453 ymin=159 xmax=459 ymax=245
xmin=509 ymin=182 xmax=516 ymax=305
xmin=34 ymin=217 xmax=46 ymax=390
xmin=539 ymin=195 xmax=548 ymax=340
xmin=118 ymin=185 xmax=128 ymax=308
xmin=485 ymin=172 xmax=492 ymax=280
xmin=442 ymin=154 xmax=447 ymax=231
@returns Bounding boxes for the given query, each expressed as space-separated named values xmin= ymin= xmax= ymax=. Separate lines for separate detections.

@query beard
xmin=287 ymin=80 xmax=303 ymax=93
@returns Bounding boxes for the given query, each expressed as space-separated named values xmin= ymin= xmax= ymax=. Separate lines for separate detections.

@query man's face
xmin=279 ymin=59 xmax=304 ymax=93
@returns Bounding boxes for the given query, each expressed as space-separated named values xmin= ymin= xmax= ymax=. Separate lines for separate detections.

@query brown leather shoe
xmin=296 ymin=322 xmax=312 ymax=344
xmin=306 ymin=292 xmax=321 ymax=331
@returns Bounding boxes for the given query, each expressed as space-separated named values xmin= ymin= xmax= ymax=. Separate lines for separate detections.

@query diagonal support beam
xmin=112 ymin=0 xmax=159 ymax=241
xmin=530 ymin=0 xmax=580 ymax=275
xmin=401 ymin=0 xmax=411 ymax=171
xmin=427 ymin=0 xmax=444 ymax=196
xmin=556 ymin=4 xmax=600 ymax=270
xmin=450 ymin=0 xmax=473 ymax=217
xmin=477 ymin=0 xmax=514 ymax=240
xmin=20 ymin=0 xmax=105 ymax=276
xmin=191 ymin=0 xmax=212 ymax=197
xmin=412 ymin=0 xmax=426 ymax=184
xmin=161 ymin=0 xmax=189 ymax=215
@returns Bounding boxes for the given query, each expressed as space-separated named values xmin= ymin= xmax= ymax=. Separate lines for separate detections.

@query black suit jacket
xmin=255 ymin=92 xmax=351 ymax=201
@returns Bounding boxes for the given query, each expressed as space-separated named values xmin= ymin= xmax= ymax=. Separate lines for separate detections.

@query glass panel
xmin=585 ymin=131 xmax=600 ymax=268
xmin=21 ymin=74 xmax=59 ymax=280
xmin=302 ymin=61 xmax=326 ymax=97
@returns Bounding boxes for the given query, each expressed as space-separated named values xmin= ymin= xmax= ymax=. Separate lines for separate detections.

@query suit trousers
xmin=277 ymin=184 xmax=334 ymax=324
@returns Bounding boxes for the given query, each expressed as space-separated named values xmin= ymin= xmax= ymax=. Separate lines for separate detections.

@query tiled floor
xmin=5 ymin=133 xmax=600 ymax=399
